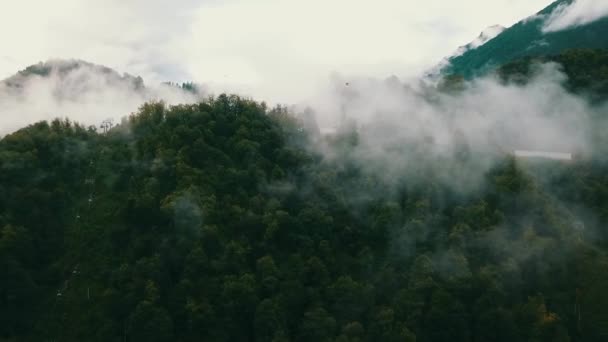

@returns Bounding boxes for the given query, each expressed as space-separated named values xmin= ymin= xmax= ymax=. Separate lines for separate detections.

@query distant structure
xmin=320 ymin=127 xmax=338 ymax=136
xmin=513 ymin=150 xmax=573 ymax=161
xmin=100 ymin=119 xmax=114 ymax=134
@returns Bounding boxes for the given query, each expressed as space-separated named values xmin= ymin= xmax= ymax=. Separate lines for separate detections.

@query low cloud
xmin=0 ymin=0 xmax=552 ymax=105
xmin=0 ymin=61 xmax=203 ymax=135
xmin=543 ymin=0 xmax=608 ymax=32
xmin=301 ymin=63 xmax=596 ymax=193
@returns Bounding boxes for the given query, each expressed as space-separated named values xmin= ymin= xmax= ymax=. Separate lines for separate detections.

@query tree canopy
xmin=1 ymin=58 xmax=608 ymax=342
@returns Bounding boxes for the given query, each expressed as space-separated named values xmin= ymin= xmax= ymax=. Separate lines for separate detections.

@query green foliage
xmin=445 ymin=0 xmax=608 ymax=78
xmin=496 ymin=49 xmax=608 ymax=102
xmin=161 ymin=81 xmax=201 ymax=94
xmin=1 ymin=93 xmax=608 ymax=342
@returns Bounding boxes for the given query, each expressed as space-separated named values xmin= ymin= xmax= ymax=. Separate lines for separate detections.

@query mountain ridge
xmin=441 ymin=0 xmax=608 ymax=78
xmin=1 ymin=59 xmax=203 ymax=96
xmin=2 ymin=59 xmax=145 ymax=91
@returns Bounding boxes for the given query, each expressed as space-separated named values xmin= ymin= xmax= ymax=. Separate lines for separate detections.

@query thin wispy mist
xmin=299 ymin=63 xmax=595 ymax=193
xmin=287 ymin=63 xmax=604 ymax=281
xmin=543 ymin=0 xmax=608 ymax=32
xmin=0 ymin=61 xmax=203 ymax=135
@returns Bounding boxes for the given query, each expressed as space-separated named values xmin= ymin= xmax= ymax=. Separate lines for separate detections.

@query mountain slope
xmin=428 ymin=25 xmax=505 ymax=79
xmin=444 ymin=0 xmax=608 ymax=78
xmin=497 ymin=49 xmax=608 ymax=101
xmin=2 ymin=92 xmax=608 ymax=341
xmin=1 ymin=59 xmax=202 ymax=97
xmin=2 ymin=59 xmax=145 ymax=94
xmin=452 ymin=25 xmax=506 ymax=58
xmin=0 ymin=60 xmax=205 ymax=135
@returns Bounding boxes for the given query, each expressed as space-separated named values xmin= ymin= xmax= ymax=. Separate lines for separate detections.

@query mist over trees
xmin=0 ymin=59 xmax=204 ymax=135
xmin=1 ymin=48 xmax=608 ymax=342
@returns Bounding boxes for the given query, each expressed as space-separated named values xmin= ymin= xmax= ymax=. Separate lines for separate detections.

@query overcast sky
xmin=0 ymin=0 xmax=557 ymax=102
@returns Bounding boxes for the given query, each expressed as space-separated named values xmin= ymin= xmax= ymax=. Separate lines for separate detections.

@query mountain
xmin=497 ymin=49 xmax=608 ymax=101
xmin=442 ymin=0 xmax=608 ymax=78
xmin=452 ymin=25 xmax=506 ymax=58
xmin=2 ymin=59 xmax=145 ymax=94
xmin=0 ymin=60 xmax=206 ymax=135
xmin=2 ymin=3 xmax=608 ymax=340
xmin=1 ymin=59 xmax=203 ymax=98
xmin=2 ymin=50 xmax=608 ymax=340
xmin=427 ymin=25 xmax=505 ymax=79
xmin=3 ymin=96 xmax=608 ymax=341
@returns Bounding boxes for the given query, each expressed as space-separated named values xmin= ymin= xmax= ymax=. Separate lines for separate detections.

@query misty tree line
xmin=1 ymin=50 xmax=608 ymax=342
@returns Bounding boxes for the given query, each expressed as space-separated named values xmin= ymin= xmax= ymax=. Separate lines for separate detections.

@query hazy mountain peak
xmin=3 ymin=59 xmax=144 ymax=91
xmin=439 ymin=0 xmax=608 ymax=78
xmin=452 ymin=25 xmax=506 ymax=57
xmin=0 ymin=59 xmax=205 ymax=134
xmin=425 ymin=25 xmax=505 ymax=81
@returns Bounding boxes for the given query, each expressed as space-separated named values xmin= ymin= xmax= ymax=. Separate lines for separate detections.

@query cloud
xmin=175 ymin=0 xmax=554 ymax=103
xmin=278 ymin=62 xmax=604 ymax=267
xmin=543 ymin=0 xmax=608 ymax=32
xmin=301 ymin=63 xmax=595 ymax=193
xmin=0 ymin=0 xmax=552 ymax=104
xmin=523 ymin=13 xmax=547 ymax=24
xmin=0 ymin=62 xmax=202 ymax=135
xmin=0 ymin=0 xmax=569 ymax=138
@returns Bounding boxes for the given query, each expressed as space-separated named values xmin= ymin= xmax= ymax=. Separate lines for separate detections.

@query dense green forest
xmin=2 ymin=49 xmax=608 ymax=341
xmin=441 ymin=49 xmax=608 ymax=103
xmin=496 ymin=49 xmax=608 ymax=102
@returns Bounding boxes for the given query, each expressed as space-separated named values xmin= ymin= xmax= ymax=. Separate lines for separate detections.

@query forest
xmin=2 ymin=50 xmax=608 ymax=342
xmin=445 ymin=0 xmax=608 ymax=78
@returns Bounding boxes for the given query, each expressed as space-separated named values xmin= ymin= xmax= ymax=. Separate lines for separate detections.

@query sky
xmin=0 ymin=0 xmax=568 ymax=103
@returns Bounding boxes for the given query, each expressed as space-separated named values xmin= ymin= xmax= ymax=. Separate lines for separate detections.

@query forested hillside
xmin=444 ymin=0 xmax=608 ymax=78
xmin=440 ymin=49 xmax=608 ymax=103
xmin=496 ymin=49 xmax=608 ymax=102
xmin=2 ymin=59 xmax=145 ymax=91
xmin=2 ymin=82 xmax=608 ymax=341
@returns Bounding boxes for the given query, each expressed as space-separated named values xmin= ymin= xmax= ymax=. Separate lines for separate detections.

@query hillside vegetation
xmin=2 ymin=81 xmax=608 ymax=341
xmin=445 ymin=0 xmax=608 ymax=78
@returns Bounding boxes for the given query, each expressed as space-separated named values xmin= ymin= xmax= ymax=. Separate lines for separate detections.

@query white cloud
xmin=304 ymin=63 xmax=596 ymax=193
xmin=523 ymin=13 xmax=547 ymax=24
xmin=0 ymin=62 xmax=202 ymax=135
xmin=175 ymin=0 xmax=553 ymax=102
xmin=543 ymin=0 xmax=608 ymax=32
xmin=0 ymin=0 xmax=552 ymax=105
